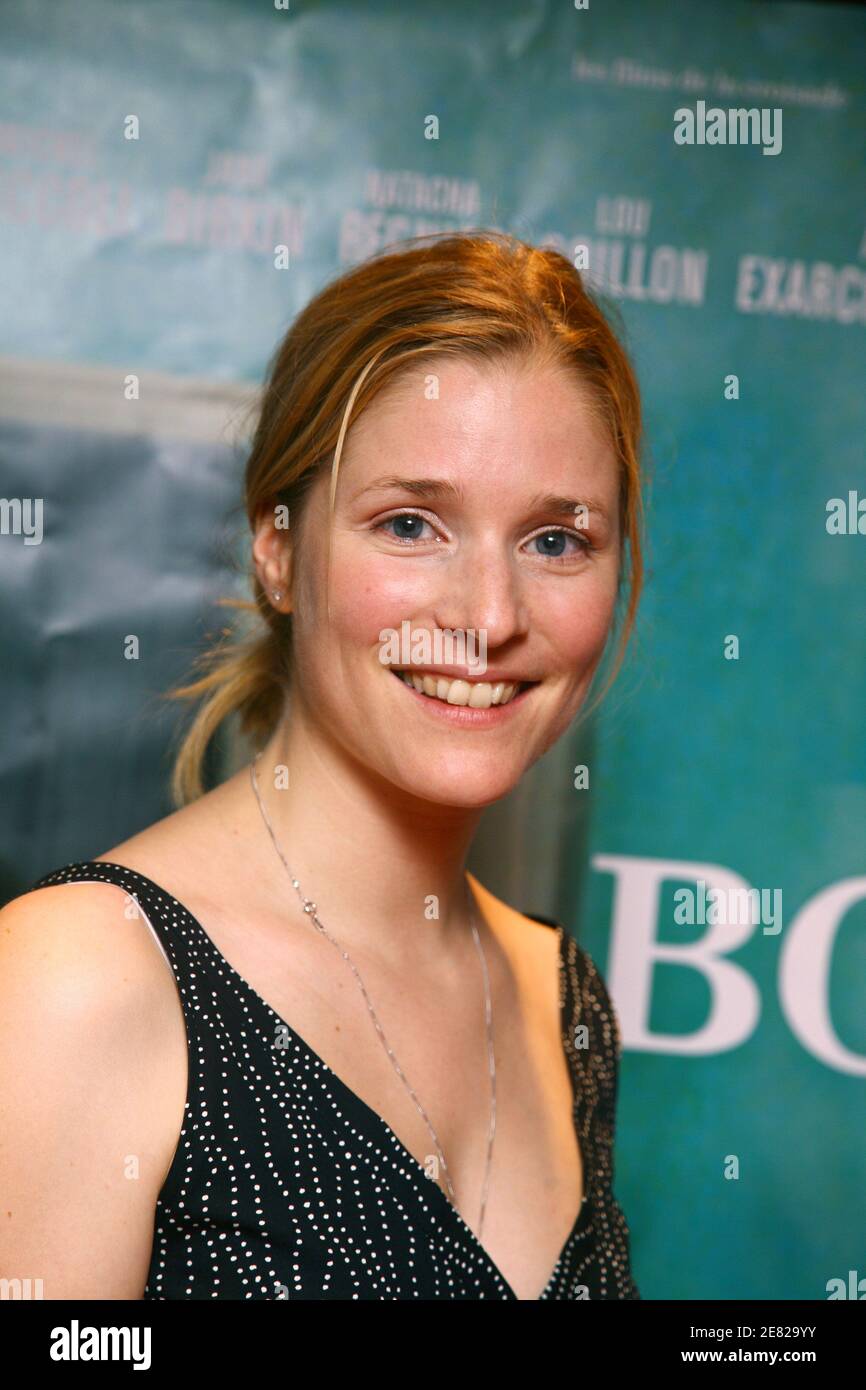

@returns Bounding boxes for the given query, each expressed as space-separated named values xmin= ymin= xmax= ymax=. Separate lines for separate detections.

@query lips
xmin=390 ymin=667 xmax=540 ymax=719
xmin=397 ymin=668 xmax=520 ymax=706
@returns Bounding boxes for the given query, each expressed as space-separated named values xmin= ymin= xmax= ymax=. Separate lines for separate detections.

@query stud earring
xmin=271 ymin=589 xmax=282 ymax=601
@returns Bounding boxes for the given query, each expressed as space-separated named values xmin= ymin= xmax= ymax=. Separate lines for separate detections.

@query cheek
xmin=308 ymin=551 xmax=409 ymax=652
xmin=543 ymin=577 xmax=619 ymax=671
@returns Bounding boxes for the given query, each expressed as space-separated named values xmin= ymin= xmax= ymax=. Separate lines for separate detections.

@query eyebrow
xmin=355 ymin=476 xmax=611 ymax=522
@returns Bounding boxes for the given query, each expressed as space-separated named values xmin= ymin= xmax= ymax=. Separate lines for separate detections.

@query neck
xmin=244 ymin=713 xmax=489 ymax=966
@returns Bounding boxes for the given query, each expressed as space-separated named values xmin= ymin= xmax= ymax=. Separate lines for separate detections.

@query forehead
xmin=343 ymin=355 xmax=616 ymax=483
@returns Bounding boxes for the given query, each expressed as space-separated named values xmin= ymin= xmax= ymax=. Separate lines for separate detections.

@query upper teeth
xmin=395 ymin=670 xmax=522 ymax=708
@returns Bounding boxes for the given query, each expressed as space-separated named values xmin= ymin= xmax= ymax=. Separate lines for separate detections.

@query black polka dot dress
xmin=29 ymin=860 xmax=640 ymax=1301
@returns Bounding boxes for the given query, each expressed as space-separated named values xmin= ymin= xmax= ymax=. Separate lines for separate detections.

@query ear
xmin=252 ymin=499 xmax=293 ymax=611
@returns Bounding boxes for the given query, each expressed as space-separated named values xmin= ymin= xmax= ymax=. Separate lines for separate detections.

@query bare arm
xmin=0 ymin=883 xmax=187 ymax=1299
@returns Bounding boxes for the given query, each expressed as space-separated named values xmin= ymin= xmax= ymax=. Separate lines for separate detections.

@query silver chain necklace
xmin=249 ymin=752 xmax=497 ymax=1236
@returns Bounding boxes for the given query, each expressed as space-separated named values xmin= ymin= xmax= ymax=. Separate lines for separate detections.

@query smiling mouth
xmin=391 ymin=668 xmax=538 ymax=709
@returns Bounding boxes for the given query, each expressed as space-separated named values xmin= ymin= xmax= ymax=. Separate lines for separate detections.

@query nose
xmin=432 ymin=535 xmax=530 ymax=650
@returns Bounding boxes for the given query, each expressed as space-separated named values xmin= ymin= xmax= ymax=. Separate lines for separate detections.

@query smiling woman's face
xmin=281 ymin=354 xmax=622 ymax=808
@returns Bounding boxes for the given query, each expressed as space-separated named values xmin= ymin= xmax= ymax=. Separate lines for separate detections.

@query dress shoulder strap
xmin=564 ymin=932 xmax=622 ymax=1135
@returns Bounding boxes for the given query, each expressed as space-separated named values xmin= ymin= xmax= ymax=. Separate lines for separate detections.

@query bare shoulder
xmin=0 ymin=880 xmax=183 ymax=1099
xmin=0 ymin=883 xmax=186 ymax=1298
xmin=1 ymin=877 xmax=176 ymax=995
xmin=466 ymin=870 xmax=562 ymax=979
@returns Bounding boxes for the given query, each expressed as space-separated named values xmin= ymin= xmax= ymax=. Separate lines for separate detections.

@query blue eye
xmin=375 ymin=514 xmax=591 ymax=560
xmin=378 ymin=512 xmax=436 ymax=543
xmin=527 ymin=528 xmax=591 ymax=560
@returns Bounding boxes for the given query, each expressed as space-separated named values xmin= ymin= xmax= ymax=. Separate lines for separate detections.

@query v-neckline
xmin=89 ymin=860 xmax=591 ymax=1301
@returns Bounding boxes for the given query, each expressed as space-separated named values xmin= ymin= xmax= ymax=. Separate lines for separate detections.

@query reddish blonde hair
xmin=165 ymin=229 xmax=645 ymax=805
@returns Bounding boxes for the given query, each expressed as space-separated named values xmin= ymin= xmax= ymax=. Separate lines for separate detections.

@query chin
xmin=389 ymin=758 xmax=529 ymax=810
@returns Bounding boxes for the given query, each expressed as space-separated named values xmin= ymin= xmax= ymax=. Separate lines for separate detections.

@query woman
xmin=2 ymin=231 xmax=642 ymax=1300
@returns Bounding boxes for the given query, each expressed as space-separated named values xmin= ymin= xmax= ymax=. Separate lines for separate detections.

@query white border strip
xmin=0 ymin=355 xmax=260 ymax=445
